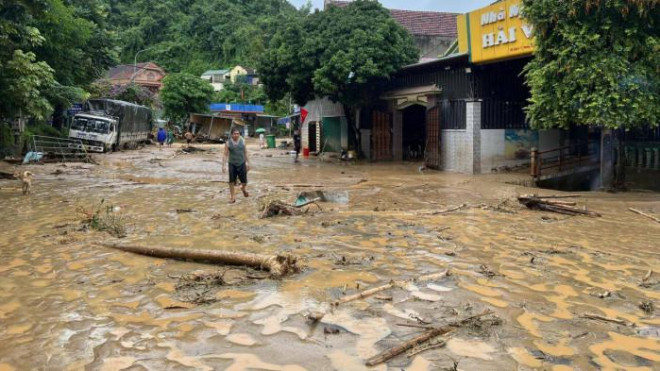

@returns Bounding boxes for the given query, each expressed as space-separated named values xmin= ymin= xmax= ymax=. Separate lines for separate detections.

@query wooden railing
xmin=531 ymin=141 xmax=599 ymax=178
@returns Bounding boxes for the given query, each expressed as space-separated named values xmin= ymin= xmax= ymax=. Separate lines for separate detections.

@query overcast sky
xmin=287 ymin=0 xmax=495 ymax=13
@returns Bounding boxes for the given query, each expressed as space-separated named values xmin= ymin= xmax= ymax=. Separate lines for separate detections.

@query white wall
xmin=441 ymin=129 xmax=474 ymax=173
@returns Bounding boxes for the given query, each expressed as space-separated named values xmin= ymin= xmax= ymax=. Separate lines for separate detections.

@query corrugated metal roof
xmin=201 ymin=69 xmax=229 ymax=76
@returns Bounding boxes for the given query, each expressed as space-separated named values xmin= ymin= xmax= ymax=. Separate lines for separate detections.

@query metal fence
xmin=440 ymin=100 xmax=466 ymax=129
xmin=29 ymin=135 xmax=91 ymax=162
xmin=481 ymin=99 xmax=529 ymax=129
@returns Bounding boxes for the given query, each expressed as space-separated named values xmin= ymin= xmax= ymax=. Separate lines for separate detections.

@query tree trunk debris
xmin=102 ymin=243 xmax=299 ymax=277
xmin=518 ymin=194 xmax=601 ymax=217
xmin=629 ymin=208 xmax=660 ymax=223
xmin=365 ymin=310 xmax=491 ymax=366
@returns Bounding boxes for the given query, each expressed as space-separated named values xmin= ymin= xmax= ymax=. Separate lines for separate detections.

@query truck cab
xmin=69 ymin=114 xmax=118 ymax=152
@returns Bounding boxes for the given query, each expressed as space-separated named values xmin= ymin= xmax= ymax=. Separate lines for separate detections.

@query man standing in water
xmin=222 ymin=127 xmax=250 ymax=203
xmin=293 ymin=129 xmax=301 ymax=163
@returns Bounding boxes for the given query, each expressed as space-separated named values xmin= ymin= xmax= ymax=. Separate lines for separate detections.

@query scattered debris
xmin=581 ymin=313 xmax=635 ymax=327
xmin=639 ymin=301 xmax=654 ymax=314
xmin=297 ymin=190 xmax=349 ymax=205
xmin=629 ymin=208 xmax=660 ymax=223
xmin=324 ymin=327 xmax=340 ymax=335
xmin=175 ymin=208 xmax=194 ymax=213
xmin=102 ymin=243 xmax=300 ymax=277
xmin=261 ymin=200 xmax=305 ymax=218
xmin=174 ymin=270 xmax=226 ymax=305
xmin=478 ymin=264 xmax=501 ymax=278
xmin=305 ymin=311 xmax=325 ymax=323
xmin=518 ymin=194 xmax=601 ymax=217
xmin=365 ymin=310 xmax=492 ymax=366
xmin=640 ymin=270 xmax=655 ymax=288
xmin=428 ymin=204 xmax=468 ymax=216
xmin=334 ymin=270 xmax=450 ymax=306
xmin=374 ymin=295 xmax=393 ymax=301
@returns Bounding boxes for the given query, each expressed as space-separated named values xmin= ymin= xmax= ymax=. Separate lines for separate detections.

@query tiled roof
xmin=326 ymin=1 xmax=457 ymax=37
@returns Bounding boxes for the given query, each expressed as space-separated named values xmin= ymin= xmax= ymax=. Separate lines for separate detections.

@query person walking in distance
xmin=184 ymin=129 xmax=194 ymax=148
xmin=293 ymin=129 xmax=301 ymax=162
xmin=222 ymin=127 xmax=250 ymax=203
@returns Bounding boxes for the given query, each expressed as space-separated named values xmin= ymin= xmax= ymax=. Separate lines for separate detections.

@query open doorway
xmin=401 ymin=105 xmax=426 ymax=161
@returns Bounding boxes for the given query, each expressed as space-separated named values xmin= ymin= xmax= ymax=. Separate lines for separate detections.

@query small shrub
xmin=77 ymin=199 xmax=127 ymax=238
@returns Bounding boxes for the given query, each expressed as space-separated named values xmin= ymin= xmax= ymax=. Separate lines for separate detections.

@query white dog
xmin=13 ymin=170 xmax=34 ymax=195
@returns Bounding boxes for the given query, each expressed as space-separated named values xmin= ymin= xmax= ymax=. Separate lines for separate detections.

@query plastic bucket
xmin=302 ymin=148 xmax=310 ymax=157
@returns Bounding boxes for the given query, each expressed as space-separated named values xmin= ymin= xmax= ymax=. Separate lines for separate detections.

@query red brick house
xmin=106 ymin=62 xmax=166 ymax=93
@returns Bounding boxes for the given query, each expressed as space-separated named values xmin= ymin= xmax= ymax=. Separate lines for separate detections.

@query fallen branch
xmin=580 ymin=313 xmax=634 ymax=327
xmin=629 ymin=208 xmax=660 ymax=223
xmin=518 ymin=195 xmax=600 ymax=217
xmin=365 ymin=310 xmax=491 ymax=366
xmin=430 ymin=204 xmax=468 ymax=215
xmin=523 ymin=194 xmax=581 ymax=199
xmin=334 ymin=270 xmax=450 ymax=306
xmin=101 ymin=243 xmax=299 ymax=277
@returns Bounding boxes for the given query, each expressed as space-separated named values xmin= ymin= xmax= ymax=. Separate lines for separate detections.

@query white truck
xmin=68 ymin=99 xmax=153 ymax=152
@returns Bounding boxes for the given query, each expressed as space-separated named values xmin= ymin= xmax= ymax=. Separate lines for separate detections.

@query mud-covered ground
xmin=0 ymin=141 xmax=658 ymax=371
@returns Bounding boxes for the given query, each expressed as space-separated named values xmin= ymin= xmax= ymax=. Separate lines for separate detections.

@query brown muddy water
xmin=0 ymin=141 xmax=658 ymax=371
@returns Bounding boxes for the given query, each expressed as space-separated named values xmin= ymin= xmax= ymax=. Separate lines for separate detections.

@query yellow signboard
xmin=457 ymin=0 xmax=534 ymax=64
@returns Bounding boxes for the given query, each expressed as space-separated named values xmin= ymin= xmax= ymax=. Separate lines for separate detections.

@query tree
xmin=160 ymin=73 xmax=214 ymax=125
xmin=522 ymin=0 xmax=659 ymax=130
xmin=258 ymin=0 xmax=418 ymax=107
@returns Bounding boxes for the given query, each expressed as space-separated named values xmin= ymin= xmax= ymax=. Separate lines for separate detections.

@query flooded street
xmin=1 ymin=141 xmax=659 ymax=371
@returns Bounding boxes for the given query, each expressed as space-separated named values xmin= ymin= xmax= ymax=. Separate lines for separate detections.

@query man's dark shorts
xmin=295 ymin=146 xmax=301 ymax=154
xmin=228 ymin=163 xmax=247 ymax=184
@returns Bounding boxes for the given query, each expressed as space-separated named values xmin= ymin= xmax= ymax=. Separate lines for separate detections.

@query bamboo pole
xmin=629 ymin=208 xmax=660 ymax=223
xmin=102 ymin=243 xmax=299 ymax=277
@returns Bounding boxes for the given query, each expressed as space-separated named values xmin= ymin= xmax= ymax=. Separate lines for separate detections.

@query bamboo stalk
xmin=333 ymin=281 xmax=396 ymax=306
xmin=365 ymin=310 xmax=491 ymax=366
xmin=629 ymin=208 xmax=660 ymax=223
xmin=334 ymin=270 xmax=450 ymax=306
xmin=101 ymin=243 xmax=299 ymax=277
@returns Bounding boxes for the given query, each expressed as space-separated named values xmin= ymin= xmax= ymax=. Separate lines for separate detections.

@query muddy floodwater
xmin=1 ymin=141 xmax=659 ymax=371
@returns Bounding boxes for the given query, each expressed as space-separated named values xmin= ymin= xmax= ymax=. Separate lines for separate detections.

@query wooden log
xmin=629 ymin=208 xmax=660 ymax=223
xmin=365 ymin=310 xmax=491 ymax=366
xmin=102 ymin=243 xmax=299 ymax=277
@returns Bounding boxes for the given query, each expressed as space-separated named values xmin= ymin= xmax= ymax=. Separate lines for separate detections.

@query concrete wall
xmin=440 ymin=101 xmax=481 ymax=174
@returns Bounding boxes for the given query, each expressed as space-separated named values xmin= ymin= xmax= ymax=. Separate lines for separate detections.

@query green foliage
xmin=213 ymin=81 xmax=268 ymax=105
xmin=0 ymin=123 xmax=15 ymax=157
xmin=258 ymin=0 xmax=418 ymax=107
xmin=161 ymin=73 xmax=214 ymax=124
xmin=107 ymin=0 xmax=297 ymax=74
xmin=0 ymin=0 xmax=116 ymax=121
xmin=77 ymin=199 xmax=127 ymax=238
xmin=0 ymin=50 xmax=55 ymax=119
xmin=522 ymin=0 xmax=659 ymax=129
